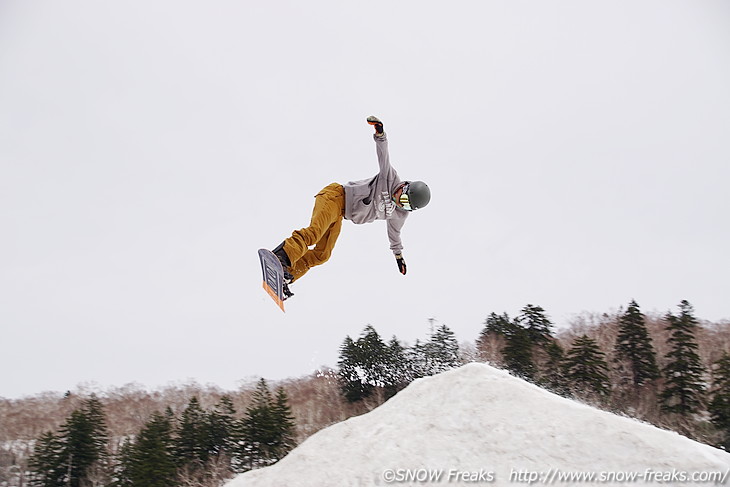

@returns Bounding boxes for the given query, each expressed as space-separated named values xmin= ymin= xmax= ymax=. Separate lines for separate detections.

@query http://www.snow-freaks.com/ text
xmin=378 ymin=467 xmax=730 ymax=484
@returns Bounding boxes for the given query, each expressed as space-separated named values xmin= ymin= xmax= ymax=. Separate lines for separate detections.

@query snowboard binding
xmin=282 ymin=281 xmax=294 ymax=300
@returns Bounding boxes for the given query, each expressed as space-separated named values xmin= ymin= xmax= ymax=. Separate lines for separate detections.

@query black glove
xmin=367 ymin=115 xmax=384 ymax=135
xmin=395 ymin=253 xmax=407 ymax=275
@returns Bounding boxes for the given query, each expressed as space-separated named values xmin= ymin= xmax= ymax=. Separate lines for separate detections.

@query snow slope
xmin=226 ymin=363 xmax=730 ymax=486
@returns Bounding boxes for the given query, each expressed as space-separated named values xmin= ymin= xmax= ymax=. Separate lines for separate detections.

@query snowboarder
xmin=270 ymin=116 xmax=431 ymax=298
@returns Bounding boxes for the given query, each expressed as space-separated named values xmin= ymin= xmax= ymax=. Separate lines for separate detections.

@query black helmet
xmin=400 ymin=181 xmax=431 ymax=210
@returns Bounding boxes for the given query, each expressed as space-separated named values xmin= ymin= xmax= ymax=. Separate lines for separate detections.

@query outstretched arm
xmin=366 ymin=115 xmax=396 ymax=179
xmin=388 ymin=217 xmax=407 ymax=275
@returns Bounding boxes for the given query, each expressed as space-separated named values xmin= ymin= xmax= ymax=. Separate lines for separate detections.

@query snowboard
xmin=258 ymin=248 xmax=287 ymax=312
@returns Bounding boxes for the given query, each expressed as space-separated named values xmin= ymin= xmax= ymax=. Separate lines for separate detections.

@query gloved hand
xmin=395 ymin=253 xmax=407 ymax=275
xmin=367 ymin=115 xmax=384 ymax=135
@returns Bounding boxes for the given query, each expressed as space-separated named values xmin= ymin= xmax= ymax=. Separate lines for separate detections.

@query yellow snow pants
xmin=283 ymin=183 xmax=345 ymax=282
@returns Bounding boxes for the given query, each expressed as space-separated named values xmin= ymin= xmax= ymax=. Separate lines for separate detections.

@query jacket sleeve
xmin=374 ymin=133 xmax=397 ymax=179
xmin=387 ymin=215 xmax=407 ymax=254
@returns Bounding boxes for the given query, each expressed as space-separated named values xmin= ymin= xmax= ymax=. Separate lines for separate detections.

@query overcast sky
xmin=1 ymin=1 xmax=729 ymax=398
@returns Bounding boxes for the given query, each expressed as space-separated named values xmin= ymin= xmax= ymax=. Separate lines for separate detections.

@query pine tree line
xmin=337 ymin=321 xmax=460 ymax=403
xmin=28 ymin=380 xmax=296 ymax=487
xmin=478 ymin=300 xmax=729 ymax=447
xmin=333 ymin=303 xmax=729 ymax=448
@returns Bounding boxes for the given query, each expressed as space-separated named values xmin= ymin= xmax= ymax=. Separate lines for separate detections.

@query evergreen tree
xmin=83 ymin=395 xmax=110 ymax=485
xmin=516 ymin=304 xmax=555 ymax=344
xmin=269 ymin=388 xmax=296 ymax=462
xmin=237 ymin=379 xmax=298 ymax=470
xmin=709 ymin=353 xmax=730 ymax=449
xmin=407 ymin=322 xmax=460 ymax=378
xmin=481 ymin=312 xmax=512 ymax=337
xmin=175 ymin=397 xmax=208 ymax=468
xmin=83 ymin=396 xmax=108 ymax=449
xmin=60 ymin=410 xmax=97 ymax=486
xmin=206 ymin=395 xmax=238 ymax=461
xmin=116 ymin=411 xmax=177 ymax=487
xmin=29 ymin=432 xmax=64 ymax=487
xmin=502 ymin=324 xmax=536 ymax=380
xmin=240 ymin=379 xmax=276 ymax=469
xmin=542 ymin=341 xmax=568 ymax=395
xmin=614 ymin=300 xmax=660 ymax=387
xmin=383 ymin=337 xmax=412 ymax=398
xmin=477 ymin=312 xmax=512 ymax=364
xmin=337 ymin=335 xmax=375 ymax=402
xmin=337 ymin=326 xmax=391 ymax=402
xmin=661 ymin=300 xmax=706 ymax=415
xmin=29 ymin=397 xmax=109 ymax=487
xmin=358 ymin=325 xmax=391 ymax=386
xmin=113 ymin=439 xmax=135 ymax=487
xmin=407 ymin=339 xmax=429 ymax=380
xmin=423 ymin=324 xmax=460 ymax=375
xmin=563 ymin=335 xmax=610 ymax=396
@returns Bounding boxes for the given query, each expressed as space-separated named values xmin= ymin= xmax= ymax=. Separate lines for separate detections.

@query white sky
xmin=1 ymin=1 xmax=729 ymax=398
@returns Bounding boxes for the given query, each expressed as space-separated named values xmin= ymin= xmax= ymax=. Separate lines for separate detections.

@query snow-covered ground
xmin=226 ymin=363 xmax=730 ymax=486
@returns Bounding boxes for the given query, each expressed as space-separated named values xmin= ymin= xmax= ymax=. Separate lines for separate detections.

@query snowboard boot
xmin=272 ymin=242 xmax=294 ymax=299
xmin=282 ymin=282 xmax=294 ymax=300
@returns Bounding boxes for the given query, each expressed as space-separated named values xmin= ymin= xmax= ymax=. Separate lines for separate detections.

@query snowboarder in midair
xmin=271 ymin=116 xmax=431 ymax=298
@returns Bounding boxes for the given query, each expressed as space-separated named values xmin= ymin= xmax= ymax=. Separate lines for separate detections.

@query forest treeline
xmin=335 ymin=300 xmax=730 ymax=449
xmin=20 ymin=379 xmax=294 ymax=487
xmin=477 ymin=300 xmax=730 ymax=448
xmin=1 ymin=299 xmax=729 ymax=486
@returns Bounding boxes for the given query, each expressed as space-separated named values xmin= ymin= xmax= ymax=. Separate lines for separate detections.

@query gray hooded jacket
xmin=343 ymin=133 xmax=409 ymax=255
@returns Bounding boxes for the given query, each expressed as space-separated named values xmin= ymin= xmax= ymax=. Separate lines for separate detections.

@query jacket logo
xmin=378 ymin=191 xmax=396 ymax=217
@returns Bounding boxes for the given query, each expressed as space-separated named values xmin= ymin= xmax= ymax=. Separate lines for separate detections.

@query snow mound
xmin=226 ymin=363 xmax=730 ymax=487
